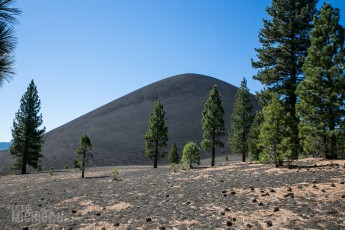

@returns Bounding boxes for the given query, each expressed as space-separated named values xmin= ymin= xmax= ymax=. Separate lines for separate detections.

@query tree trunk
xmin=211 ymin=146 xmax=215 ymax=167
xmin=242 ymin=150 xmax=246 ymax=162
xmin=82 ymin=152 xmax=85 ymax=178
xmin=154 ymin=140 xmax=158 ymax=168
xmin=211 ymin=129 xmax=215 ymax=167
xmin=21 ymin=151 xmax=27 ymax=174
xmin=330 ymin=134 xmax=337 ymax=159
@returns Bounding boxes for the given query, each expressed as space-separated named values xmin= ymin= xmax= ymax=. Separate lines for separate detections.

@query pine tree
xmin=76 ymin=134 xmax=93 ymax=178
xmin=228 ymin=78 xmax=254 ymax=162
xmin=248 ymin=110 xmax=264 ymax=162
xmin=168 ymin=142 xmax=179 ymax=164
xmin=259 ymin=94 xmax=292 ymax=167
xmin=144 ymin=100 xmax=168 ymax=168
xmin=201 ymin=85 xmax=225 ymax=166
xmin=0 ymin=0 xmax=21 ymax=87
xmin=182 ymin=141 xmax=200 ymax=169
xmin=297 ymin=3 xmax=345 ymax=159
xmin=10 ymin=80 xmax=45 ymax=174
xmin=252 ymin=0 xmax=318 ymax=159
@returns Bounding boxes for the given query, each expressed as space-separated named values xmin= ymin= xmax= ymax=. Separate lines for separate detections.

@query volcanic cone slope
xmin=42 ymin=74 xmax=258 ymax=169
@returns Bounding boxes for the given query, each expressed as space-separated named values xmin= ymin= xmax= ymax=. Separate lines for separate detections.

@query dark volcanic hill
xmin=41 ymin=74 xmax=258 ymax=169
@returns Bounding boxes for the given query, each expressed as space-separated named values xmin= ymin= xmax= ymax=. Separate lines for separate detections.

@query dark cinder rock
xmin=267 ymin=220 xmax=273 ymax=227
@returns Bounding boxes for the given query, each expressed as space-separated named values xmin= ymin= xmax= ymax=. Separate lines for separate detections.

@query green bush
xmin=49 ymin=167 xmax=55 ymax=176
xmin=182 ymin=141 xmax=200 ymax=169
xmin=74 ymin=159 xmax=81 ymax=169
xmin=112 ymin=167 xmax=119 ymax=180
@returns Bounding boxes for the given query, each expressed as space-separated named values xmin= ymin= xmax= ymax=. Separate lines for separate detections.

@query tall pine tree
xmin=252 ymin=0 xmax=318 ymax=159
xmin=201 ymin=85 xmax=225 ymax=167
xmin=258 ymin=93 xmax=292 ymax=167
xmin=10 ymin=80 xmax=45 ymax=174
xmin=248 ymin=110 xmax=264 ymax=162
xmin=168 ymin=142 xmax=179 ymax=164
xmin=144 ymin=100 xmax=168 ymax=168
xmin=228 ymin=78 xmax=254 ymax=162
xmin=76 ymin=134 xmax=93 ymax=178
xmin=297 ymin=3 xmax=345 ymax=159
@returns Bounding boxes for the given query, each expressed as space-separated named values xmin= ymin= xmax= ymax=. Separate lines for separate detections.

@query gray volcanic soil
xmin=1 ymin=158 xmax=345 ymax=230
xmin=39 ymin=73 xmax=258 ymax=170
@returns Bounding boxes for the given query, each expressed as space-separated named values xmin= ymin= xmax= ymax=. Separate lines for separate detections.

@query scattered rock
xmin=287 ymin=187 xmax=292 ymax=192
xmin=22 ymin=227 xmax=29 ymax=230
xmin=220 ymin=211 xmax=225 ymax=216
xmin=224 ymin=207 xmax=230 ymax=212
xmin=230 ymin=191 xmax=236 ymax=195
xmin=312 ymin=185 xmax=318 ymax=189
xmin=232 ymin=217 xmax=236 ymax=221
xmin=273 ymin=207 xmax=279 ymax=212
xmin=247 ymin=223 xmax=252 ymax=228
xmin=220 ymin=179 xmax=224 ymax=183
xmin=261 ymin=192 xmax=269 ymax=197
xmin=221 ymin=190 xmax=227 ymax=194
xmin=114 ymin=222 xmax=120 ymax=226
xmin=96 ymin=212 xmax=101 ymax=216
xmin=331 ymin=183 xmax=336 ymax=187
xmin=146 ymin=217 xmax=152 ymax=222
xmin=159 ymin=227 xmax=166 ymax=230
xmin=71 ymin=210 xmax=77 ymax=214
xmin=340 ymin=181 xmax=344 ymax=184
xmin=223 ymin=194 xmax=227 ymax=197
xmin=226 ymin=220 xmax=232 ymax=226
xmin=266 ymin=220 xmax=273 ymax=227
xmin=312 ymin=180 xmax=317 ymax=184
xmin=321 ymin=189 xmax=326 ymax=192
xmin=284 ymin=193 xmax=295 ymax=198
xmin=258 ymin=202 xmax=264 ymax=206
xmin=270 ymin=188 xmax=276 ymax=193
xmin=185 ymin=201 xmax=191 ymax=205
xmin=297 ymin=185 xmax=303 ymax=189
xmin=252 ymin=198 xmax=257 ymax=203
xmin=341 ymin=195 xmax=345 ymax=198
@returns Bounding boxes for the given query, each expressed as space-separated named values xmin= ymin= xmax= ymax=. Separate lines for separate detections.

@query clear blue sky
xmin=0 ymin=0 xmax=344 ymax=142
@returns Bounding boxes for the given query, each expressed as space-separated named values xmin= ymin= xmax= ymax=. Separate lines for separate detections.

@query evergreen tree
xmin=248 ymin=110 xmax=264 ymax=162
xmin=144 ymin=100 xmax=168 ymax=168
xmin=228 ymin=78 xmax=254 ymax=162
xmin=10 ymin=80 xmax=45 ymax=174
xmin=168 ymin=142 xmax=179 ymax=164
xmin=297 ymin=3 xmax=345 ymax=159
xmin=76 ymin=134 xmax=93 ymax=178
xmin=252 ymin=0 xmax=318 ymax=159
xmin=0 ymin=0 xmax=21 ymax=87
xmin=259 ymin=94 xmax=292 ymax=167
xmin=182 ymin=141 xmax=200 ymax=169
xmin=201 ymin=85 xmax=225 ymax=166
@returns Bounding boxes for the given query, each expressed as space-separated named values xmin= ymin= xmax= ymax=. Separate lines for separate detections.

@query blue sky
xmin=0 ymin=0 xmax=344 ymax=142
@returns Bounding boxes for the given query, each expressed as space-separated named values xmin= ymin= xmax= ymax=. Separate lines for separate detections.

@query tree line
xmin=144 ymin=1 xmax=345 ymax=168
